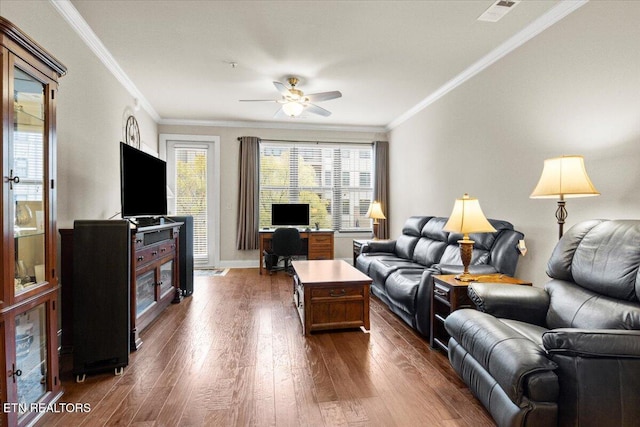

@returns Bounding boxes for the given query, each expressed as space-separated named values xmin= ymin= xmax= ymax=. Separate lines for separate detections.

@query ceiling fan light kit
xmin=282 ymin=101 xmax=305 ymax=117
xmin=240 ymin=76 xmax=342 ymax=118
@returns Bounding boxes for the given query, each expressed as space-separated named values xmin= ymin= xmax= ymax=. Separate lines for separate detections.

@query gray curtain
xmin=373 ymin=141 xmax=390 ymax=239
xmin=236 ymin=136 xmax=260 ymax=250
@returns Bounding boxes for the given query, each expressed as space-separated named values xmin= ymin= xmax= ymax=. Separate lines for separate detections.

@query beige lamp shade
xmin=530 ymin=155 xmax=600 ymax=199
xmin=443 ymin=194 xmax=496 ymax=235
xmin=366 ymin=201 xmax=386 ymax=220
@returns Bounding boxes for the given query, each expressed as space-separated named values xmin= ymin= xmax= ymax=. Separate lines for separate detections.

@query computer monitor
xmin=271 ymin=203 xmax=310 ymax=227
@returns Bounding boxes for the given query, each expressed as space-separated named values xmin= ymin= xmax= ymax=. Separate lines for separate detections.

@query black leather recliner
xmin=445 ymin=219 xmax=640 ymax=427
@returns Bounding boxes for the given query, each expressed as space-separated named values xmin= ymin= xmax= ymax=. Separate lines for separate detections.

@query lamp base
xmin=372 ymin=221 xmax=379 ymax=240
xmin=456 ymin=238 xmax=475 ymax=282
xmin=455 ymin=272 xmax=476 ymax=282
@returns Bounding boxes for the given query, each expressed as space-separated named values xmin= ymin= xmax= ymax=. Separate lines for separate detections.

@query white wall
xmin=158 ymin=124 xmax=386 ymax=267
xmin=3 ymin=1 xmax=158 ymax=228
xmin=389 ymin=2 xmax=640 ymax=286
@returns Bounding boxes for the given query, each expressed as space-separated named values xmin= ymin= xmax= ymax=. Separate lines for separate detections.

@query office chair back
xmin=272 ymin=227 xmax=302 ymax=257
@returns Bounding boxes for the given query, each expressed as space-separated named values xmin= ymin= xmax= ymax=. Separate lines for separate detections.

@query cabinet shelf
xmin=14 ymin=229 xmax=44 ymax=239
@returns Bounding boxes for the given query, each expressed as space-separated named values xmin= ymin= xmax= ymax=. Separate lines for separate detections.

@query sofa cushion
xmin=412 ymin=238 xmax=447 ymax=266
xmin=445 ymin=309 xmax=558 ymax=404
xmin=547 ymin=219 xmax=640 ymax=302
xmin=395 ymin=234 xmax=421 ymax=260
xmin=384 ymin=269 xmax=424 ymax=316
xmin=573 ymin=220 xmax=640 ymax=301
xmin=500 ymin=319 xmax=548 ymax=348
xmin=402 ymin=216 xmax=432 ymax=237
xmin=545 ymin=279 xmax=640 ymax=330
xmin=421 ymin=217 xmax=449 ymax=241
xmin=369 ymin=258 xmax=424 ymax=291
xmin=356 ymin=253 xmax=396 ymax=275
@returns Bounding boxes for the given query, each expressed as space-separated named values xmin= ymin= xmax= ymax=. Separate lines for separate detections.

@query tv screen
xmin=271 ymin=203 xmax=309 ymax=226
xmin=120 ymin=142 xmax=167 ymax=218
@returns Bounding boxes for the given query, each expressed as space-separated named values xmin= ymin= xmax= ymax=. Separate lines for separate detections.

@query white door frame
xmin=159 ymin=133 xmax=220 ymax=268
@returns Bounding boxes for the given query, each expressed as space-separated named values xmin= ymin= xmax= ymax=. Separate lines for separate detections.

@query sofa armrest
xmin=361 ymin=240 xmax=396 ymax=254
xmin=434 ymin=264 xmax=498 ymax=275
xmin=543 ymin=329 xmax=640 ymax=358
xmin=468 ymin=283 xmax=549 ymax=326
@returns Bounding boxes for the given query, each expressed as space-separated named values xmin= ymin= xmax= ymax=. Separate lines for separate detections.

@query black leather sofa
xmin=355 ymin=216 xmax=523 ymax=337
xmin=445 ymin=219 xmax=640 ymax=427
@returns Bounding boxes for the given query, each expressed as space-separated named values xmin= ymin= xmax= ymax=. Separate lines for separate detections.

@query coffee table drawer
xmin=311 ymin=286 xmax=364 ymax=298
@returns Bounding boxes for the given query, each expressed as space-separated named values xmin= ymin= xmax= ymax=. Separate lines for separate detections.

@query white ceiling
xmin=62 ymin=0 xmax=575 ymax=131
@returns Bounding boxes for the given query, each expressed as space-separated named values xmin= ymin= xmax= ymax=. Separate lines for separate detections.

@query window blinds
xmin=259 ymin=141 xmax=373 ymax=231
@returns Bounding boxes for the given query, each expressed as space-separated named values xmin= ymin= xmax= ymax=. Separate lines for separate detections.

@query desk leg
xmin=259 ymin=242 xmax=264 ymax=275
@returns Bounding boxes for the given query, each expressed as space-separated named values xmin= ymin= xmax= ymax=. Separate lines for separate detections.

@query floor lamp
xmin=443 ymin=194 xmax=496 ymax=282
xmin=530 ymin=155 xmax=600 ymax=239
xmin=366 ymin=201 xmax=386 ymax=240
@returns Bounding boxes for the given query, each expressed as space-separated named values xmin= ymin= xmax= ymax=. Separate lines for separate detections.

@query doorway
xmin=159 ymin=134 xmax=220 ymax=268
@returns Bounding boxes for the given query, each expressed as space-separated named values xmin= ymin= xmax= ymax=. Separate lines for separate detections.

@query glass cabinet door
xmin=14 ymin=304 xmax=48 ymax=418
xmin=159 ymin=260 xmax=174 ymax=299
xmin=136 ymin=270 xmax=156 ymax=316
xmin=11 ymin=66 xmax=47 ymax=297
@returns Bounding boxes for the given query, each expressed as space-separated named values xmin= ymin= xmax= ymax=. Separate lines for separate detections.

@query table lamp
xmin=530 ymin=155 xmax=599 ymax=239
xmin=443 ymin=194 xmax=496 ymax=281
xmin=366 ymin=201 xmax=386 ymax=240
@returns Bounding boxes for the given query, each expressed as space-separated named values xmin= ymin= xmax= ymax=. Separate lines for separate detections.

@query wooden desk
xmin=430 ymin=274 xmax=532 ymax=352
xmin=259 ymin=229 xmax=334 ymax=274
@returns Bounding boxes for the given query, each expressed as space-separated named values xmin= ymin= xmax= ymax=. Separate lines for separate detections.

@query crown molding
xmin=49 ymin=0 xmax=161 ymax=122
xmin=158 ymin=118 xmax=387 ymax=134
xmin=50 ymin=0 xmax=585 ymax=134
xmin=386 ymin=0 xmax=589 ymax=131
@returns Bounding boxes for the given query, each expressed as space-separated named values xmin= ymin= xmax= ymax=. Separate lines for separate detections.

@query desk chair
xmin=269 ymin=228 xmax=302 ymax=275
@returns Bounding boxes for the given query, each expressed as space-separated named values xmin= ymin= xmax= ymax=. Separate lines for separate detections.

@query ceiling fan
xmin=240 ymin=77 xmax=342 ymax=118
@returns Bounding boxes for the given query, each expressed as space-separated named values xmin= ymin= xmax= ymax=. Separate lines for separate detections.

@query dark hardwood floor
xmin=37 ymin=268 xmax=495 ymax=426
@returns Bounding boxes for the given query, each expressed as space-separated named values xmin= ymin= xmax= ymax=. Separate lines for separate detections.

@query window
xmin=174 ymin=146 xmax=208 ymax=258
xmin=259 ymin=141 xmax=373 ymax=231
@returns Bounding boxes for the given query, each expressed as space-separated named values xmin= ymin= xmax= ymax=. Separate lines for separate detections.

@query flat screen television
xmin=271 ymin=203 xmax=309 ymax=226
xmin=120 ymin=142 xmax=167 ymax=218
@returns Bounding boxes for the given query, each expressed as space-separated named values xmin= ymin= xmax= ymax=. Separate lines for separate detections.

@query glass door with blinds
xmin=162 ymin=136 xmax=220 ymax=267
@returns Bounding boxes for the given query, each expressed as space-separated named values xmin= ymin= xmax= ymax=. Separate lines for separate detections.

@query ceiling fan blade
xmin=273 ymin=81 xmax=290 ymax=96
xmin=305 ymin=91 xmax=342 ymax=102
xmin=305 ymin=103 xmax=331 ymax=117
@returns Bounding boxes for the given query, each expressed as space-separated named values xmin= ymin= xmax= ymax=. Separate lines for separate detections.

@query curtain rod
xmin=237 ymin=137 xmax=373 ymax=145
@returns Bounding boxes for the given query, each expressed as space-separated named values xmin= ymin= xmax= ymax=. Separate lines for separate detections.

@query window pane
xmin=175 ymin=147 xmax=208 ymax=257
xmin=259 ymin=142 xmax=373 ymax=231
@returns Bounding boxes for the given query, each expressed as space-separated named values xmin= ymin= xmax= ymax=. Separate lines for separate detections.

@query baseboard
xmin=212 ymin=257 xmax=352 ymax=270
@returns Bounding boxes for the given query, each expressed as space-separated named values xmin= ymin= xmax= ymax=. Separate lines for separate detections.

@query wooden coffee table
xmin=292 ymin=260 xmax=372 ymax=335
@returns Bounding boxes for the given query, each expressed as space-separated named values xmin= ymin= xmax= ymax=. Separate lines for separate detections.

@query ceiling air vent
xmin=477 ymin=0 xmax=520 ymax=22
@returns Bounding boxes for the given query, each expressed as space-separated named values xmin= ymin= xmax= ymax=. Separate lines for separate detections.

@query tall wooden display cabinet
xmin=0 ymin=17 xmax=66 ymax=426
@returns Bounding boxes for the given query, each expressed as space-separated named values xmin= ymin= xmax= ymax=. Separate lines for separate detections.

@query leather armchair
xmin=445 ymin=219 xmax=640 ymax=426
